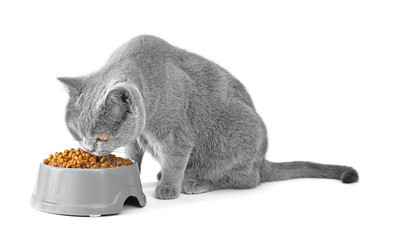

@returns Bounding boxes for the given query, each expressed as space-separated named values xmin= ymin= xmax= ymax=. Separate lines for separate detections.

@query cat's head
xmin=58 ymin=77 xmax=146 ymax=156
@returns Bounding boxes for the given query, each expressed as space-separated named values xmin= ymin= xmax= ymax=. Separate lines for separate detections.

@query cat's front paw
xmin=155 ymin=184 xmax=180 ymax=200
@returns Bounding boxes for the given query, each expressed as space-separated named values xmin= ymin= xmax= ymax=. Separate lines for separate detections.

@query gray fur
xmin=59 ymin=35 xmax=359 ymax=199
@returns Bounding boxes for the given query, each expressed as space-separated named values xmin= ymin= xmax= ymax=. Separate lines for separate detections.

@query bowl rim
xmin=40 ymin=159 xmax=135 ymax=171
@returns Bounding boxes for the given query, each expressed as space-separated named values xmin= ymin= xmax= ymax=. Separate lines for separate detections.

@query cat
xmin=58 ymin=35 xmax=358 ymax=199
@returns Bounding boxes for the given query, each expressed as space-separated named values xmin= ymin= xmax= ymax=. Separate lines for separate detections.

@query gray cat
xmin=58 ymin=35 xmax=358 ymax=199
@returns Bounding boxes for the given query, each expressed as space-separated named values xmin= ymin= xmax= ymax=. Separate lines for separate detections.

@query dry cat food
xmin=43 ymin=148 xmax=133 ymax=169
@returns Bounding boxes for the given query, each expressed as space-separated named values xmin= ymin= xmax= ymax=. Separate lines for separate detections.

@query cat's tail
xmin=260 ymin=160 xmax=359 ymax=184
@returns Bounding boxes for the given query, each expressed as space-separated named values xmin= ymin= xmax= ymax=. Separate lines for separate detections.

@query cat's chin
xmin=92 ymin=150 xmax=111 ymax=156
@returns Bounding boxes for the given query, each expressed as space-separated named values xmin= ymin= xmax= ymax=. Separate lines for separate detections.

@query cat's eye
xmin=97 ymin=136 xmax=109 ymax=142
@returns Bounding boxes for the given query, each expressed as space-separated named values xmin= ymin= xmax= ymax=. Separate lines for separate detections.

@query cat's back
xmin=108 ymin=35 xmax=175 ymax=61
xmin=108 ymin=35 xmax=254 ymax=108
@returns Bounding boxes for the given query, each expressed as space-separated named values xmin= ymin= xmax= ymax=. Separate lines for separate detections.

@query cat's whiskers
xmin=106 ymin=154 xmax=116 ymax=165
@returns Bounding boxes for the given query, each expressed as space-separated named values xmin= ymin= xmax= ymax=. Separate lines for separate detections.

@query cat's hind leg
xmin=181 ymin=161 xmax=261 ymax=194
xmin=215 ymin=161 xmax=261 ymax=190
xmin=181 ymin=178 xmax=217 ymax=194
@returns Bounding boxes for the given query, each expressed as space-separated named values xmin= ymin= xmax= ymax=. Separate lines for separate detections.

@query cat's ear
xmin=57 ymin=77 xmax=82 ymax=95
xmin=104 ymin=86 xmax=133 ymax=121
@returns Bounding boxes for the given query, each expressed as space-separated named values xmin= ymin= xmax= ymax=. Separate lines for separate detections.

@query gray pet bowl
xmin=31 ymin=161 xmax=146 ymax=217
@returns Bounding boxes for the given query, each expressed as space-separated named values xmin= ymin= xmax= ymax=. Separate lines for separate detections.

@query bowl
xmin=31 ymin=161 xmax=146 ymax=217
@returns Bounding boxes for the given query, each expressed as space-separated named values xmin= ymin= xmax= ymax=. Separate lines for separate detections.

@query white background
xmin=1 ymin=0 xmax=392 ymax=239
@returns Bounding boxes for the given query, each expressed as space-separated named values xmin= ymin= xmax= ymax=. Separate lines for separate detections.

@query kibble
xmin=43 ymin=148 xmax=133 ymax=169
